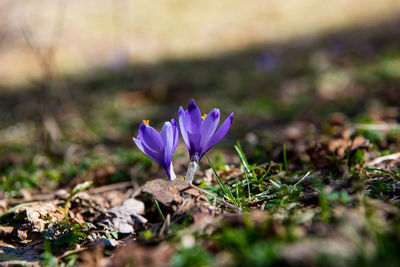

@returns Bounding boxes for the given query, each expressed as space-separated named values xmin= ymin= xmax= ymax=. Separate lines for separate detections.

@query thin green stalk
xmin=64 ymin=181 xmax=92 ymax=218
xmin=189 ymin=183 xmax=241 ymax=212
xmin=283 ymin=144 xmax=289 ymax=173
xmin=152 ymin=197 xmax=165 ymax=221
xmin=259 ymin=161 xmax=273 ymax=191
xmin=0 ymin=202 xmax=37 ymax=219
xmin=206 ymin=155 xmax=238 ymax=205
xmin=243 ymin=167 xmax=251 ymax=200
xmin=234 ymin=141 xmax=254 ymax=178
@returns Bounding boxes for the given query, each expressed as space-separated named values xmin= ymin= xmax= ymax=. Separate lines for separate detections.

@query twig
xmin=7 ymin=195 xmax=54 ymax=205
xmin=366 ymin=152 xmax=400 ymax=167
xmin=89 ymin=181 xmax=134 ymax=194
xmin=295 ymin=171 xmax=311 ymax=186
xmin=158 ymin=214 xmax=170 ymax=237
xmin=248 ymin=196 xmax=276 ymax=207
xmin=7 ymin=181 xmax=134 ymax=206
xmin=58 ymin=247 xmax=87 ymax=260
xmin=353 ymin=123 xmax=400 ymax=131
xmin=189 ymin=182 xmax=242 ymax=213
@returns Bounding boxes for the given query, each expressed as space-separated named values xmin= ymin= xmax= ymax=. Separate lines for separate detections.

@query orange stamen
xmin=201 ymin=113 xmax=207 ymax=120
xmin=142 ymin=120 xmax=149 ymax=125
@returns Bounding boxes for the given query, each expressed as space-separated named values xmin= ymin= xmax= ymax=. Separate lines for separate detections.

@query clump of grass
xmin=203 ymin=141 xmax=310 ymax=211
xmin=42 ymin=220 xmax=88 ymax=251
xmin=206 ymin=155 xmax=239 ymax=206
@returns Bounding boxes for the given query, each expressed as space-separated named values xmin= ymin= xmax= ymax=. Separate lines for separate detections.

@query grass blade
xmin=283 ymin=144 xmax=289 ymax=173
xmin=0 ymin=202 xmax=37 ymax=219
xmin=206 ymin=155 xmax=238 ymax=205
xmin=234 ymin=141 xmax=254 ymax=178
xmin=152 ymin=197 xmax=165 ymax=221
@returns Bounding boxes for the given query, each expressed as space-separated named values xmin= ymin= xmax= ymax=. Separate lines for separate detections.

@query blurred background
xmin=1 ymin=0 xmax=400 ymax=195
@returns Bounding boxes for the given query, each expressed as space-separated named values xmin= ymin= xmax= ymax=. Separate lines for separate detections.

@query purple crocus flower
xmin=133 ymin=119 xmax=179 ymax=180
xmin=179 ymin=99 xmax=234 ymax=182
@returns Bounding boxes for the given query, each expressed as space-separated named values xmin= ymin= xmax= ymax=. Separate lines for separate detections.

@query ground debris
xmin=280 ymin=207 xmax=376 ymax=266
xmin=0 ymin=201 xmax=64 ymax=234
xmin=141 ymin=178 xmax=203 ymax=208
xmin=0 ymin=109 xmax=399 ymax=266
xmin=67 ymin=191 xmax=109 ymax=222
xmin=0 ymin=201 xmax=66 ymax=265
xmin=306 ymin=131 xmax=371 ymax=172
xmin=0 ymin=241 xmax=43 ymax=266
xmin=96 ymin=198 xmax=146 ymax=234
xmin=111 ymin=242 xmax=175 ymax=267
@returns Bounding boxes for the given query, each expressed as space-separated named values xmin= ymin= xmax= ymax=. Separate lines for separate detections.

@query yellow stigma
xmin=142 ymin=120 xmax=149 ymax=125
xmin=201 ymin=113 xmax=207 ymax=120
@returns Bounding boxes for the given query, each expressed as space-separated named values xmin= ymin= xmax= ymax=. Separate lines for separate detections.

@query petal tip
xmin=212 ymin=109 xmax=220 ymax=120
xmin=188 ymin=99 xmax=198 ymax=112
xmin=139 ymin=123 xmax=147 ymax=131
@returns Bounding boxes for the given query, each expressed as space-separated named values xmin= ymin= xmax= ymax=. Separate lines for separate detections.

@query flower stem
xmin=169 ymin=162 xmax=176 ymax=180
xmin=185 ymin=160 xmax=198 ymax=183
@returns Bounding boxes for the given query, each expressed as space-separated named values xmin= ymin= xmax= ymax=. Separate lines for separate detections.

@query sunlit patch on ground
xmin=0 ymin=0 xmax=400 ymax=86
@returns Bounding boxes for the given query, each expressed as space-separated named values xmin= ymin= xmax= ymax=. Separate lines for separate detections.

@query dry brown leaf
xmin=141 ymin=178 xmax=189 ymax=206
xmin=20 ymin=202 xmax=64 ymax=233
xmin=68 ymin=192 xmax=109 ymax=223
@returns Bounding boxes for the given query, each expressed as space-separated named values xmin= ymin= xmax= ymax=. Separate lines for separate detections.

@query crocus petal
xmin=180 ymin=103 xmax=201 ymax=158
xmin=186 ymin=99 xmax=202 ymax=134
xmin=203 ymin=113 xmax=234 ymax=155
xmin=132 ymin=137 xmax=145 ymax=152
xmin=138 ymin=123 xmax=164 ymax=152
xmin=188 ymin=131 xmax=202 ymax=157
xmin=199 ymin=108 xmax=220 ymax=149
xmin=160 ymin=119 xmax=179 ymax=168
xmin=171 ymin=119 xmax=180 ymax=151
xmin=133 ymin=137 xmax=163 ymax=166
xmin=166 ymin=162 xmax=176 ymax=180
xmin=134 ymin=135 xmax=161 ymax=160
xmin=160 ymin=121 xmax=175 ymax=164
xmin=179 ymin=107 xmax=189 ymax=147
